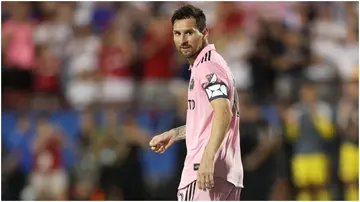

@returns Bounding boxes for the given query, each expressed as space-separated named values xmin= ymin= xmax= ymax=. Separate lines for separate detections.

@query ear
xmin=202 ymin=28 xmax=209 ymax=40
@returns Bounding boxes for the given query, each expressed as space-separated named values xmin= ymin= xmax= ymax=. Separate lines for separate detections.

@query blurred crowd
xmin=1 ymin=1 xmax=358 ymax=201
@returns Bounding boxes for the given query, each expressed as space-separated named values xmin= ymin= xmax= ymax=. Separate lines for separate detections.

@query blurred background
xmin=1 ymin=1 xmax=358 ymax=201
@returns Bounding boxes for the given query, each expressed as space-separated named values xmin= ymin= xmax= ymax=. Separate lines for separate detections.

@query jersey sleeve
xmin=199 ymin=61 xmax=231 ymax=102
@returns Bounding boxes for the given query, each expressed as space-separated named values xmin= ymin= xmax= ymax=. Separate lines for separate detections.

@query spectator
xmin=310 ymin=3 xmax=348 ymax=71
xmin=2 ymin=2 xmax=35 ymax=109
xmin=331 ymin=29 xmax=358 ymax=82
xmin=270 ymin=100 xmax=295 ymax=200
xmin=72 ymin=110 xmax=100 ymax=200
xmin=247 ymin=21 xmax=279 ymax=103
xmin=239 ymin=2 xmax=291 ymax=35
xmin=98 ymin=17 xmax=136 ymax=108
xmin=77 ymin=110 xmax=97 ymax=154
xmin=240 ymin=96 xmax=281 ymax=200
xmin=311 ymin=4 xmax=347 ymax=43
xmin=304 ymin=54 xmax=340 ymax=104
xmin=214 ymin=25 xmax=253 ymax=90
xmin=65 ymin=21 xmax=101 ymax=110
xmin=95 ymin=108 xmax=149 ymax=200
xmin=91 ymin=2 xmax=115 ymax=34
xmin=29 ymin=115 xmax=68 ymax=200
xmin=117 ymin=110 xmax=151 ymax=200
xmin=33 ymin=2 xmax=73 ymax=58
xmin=73 ymin=2 xmax=95 ymax=33
xmin=36 ymin=2 xmax=60 ymax=21
xmin=32 ymin=45 xmax=62 ymax=111
xmin=283 ymin=3 xmax=309 ymax=32
xmin=139 ymin=17 xmax=176 ymax=110
xmin=274 ymin=30 xmax=309 ymax=102
xmin=2 ymin=113 xmax=33 ymax=200
xmin=336 ymin=77 xmax=359 ymax=201
xmin=285 ymin=81 xmax=335 ymax=200
xmin=2 ymin=2 xmax=35 ymax=69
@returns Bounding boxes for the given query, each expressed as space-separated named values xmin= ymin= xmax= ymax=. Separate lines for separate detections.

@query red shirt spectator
xmin=97 ymin=28 xmax=136 ymax=104
xmin=98 ymin=29 xmax=133 ymax=79
xmin=33 ymin=121 xmax=63 ymax=173
xmin=33 ymin=137 xmax=62 ymax=173
xmin=141 ymin=19 xmax=174 ymax=80
xmin=34 ymin=45 xmax=60 ymax=93
xmin=98 ymin=44 xmax=132 ymax=78
xmin=30 ymin=119 xmax=67 ymax=200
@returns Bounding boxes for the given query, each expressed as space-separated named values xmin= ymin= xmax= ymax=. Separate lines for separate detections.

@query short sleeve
xmin=199 ymin=62 xmax=230 ymax=102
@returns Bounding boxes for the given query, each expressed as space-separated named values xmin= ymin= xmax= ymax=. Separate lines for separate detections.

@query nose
xmin=180 ymin=34 xmax=188 ymax=45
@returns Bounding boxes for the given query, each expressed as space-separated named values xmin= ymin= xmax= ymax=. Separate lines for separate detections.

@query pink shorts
xmin=177 ymin=178 xmax=241 ymax=201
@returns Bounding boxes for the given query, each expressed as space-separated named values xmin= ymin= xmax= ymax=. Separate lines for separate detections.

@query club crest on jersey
xmin=189 ymin=78 xmax=195 ymax=90
xmin=206 ymin=73 xmax=217 ymax=83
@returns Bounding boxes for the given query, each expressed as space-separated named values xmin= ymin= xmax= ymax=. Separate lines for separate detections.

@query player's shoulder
xmin=196 ymin=49 xmax=227 ymax=71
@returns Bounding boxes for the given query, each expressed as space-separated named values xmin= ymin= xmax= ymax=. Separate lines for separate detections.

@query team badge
xmin=206 ymin=73 xmax=217 ymax=83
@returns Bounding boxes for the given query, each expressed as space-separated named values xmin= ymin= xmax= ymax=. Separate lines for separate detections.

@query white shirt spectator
xmin=65 ymin=33 xmax=101 ymax=110
xmin=330 ymin=42 xmax=358 ymax=81
xmin=34 ymin=22 xmax=72 ymax=57
xmin=218 ymin=33 xmax=253 ymax=90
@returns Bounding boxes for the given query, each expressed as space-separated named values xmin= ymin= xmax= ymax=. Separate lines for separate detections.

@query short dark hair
xmin=171 ymin=4 xmax=206 ymax=32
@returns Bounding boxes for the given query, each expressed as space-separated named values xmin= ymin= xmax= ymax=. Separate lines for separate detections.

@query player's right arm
xmin=149 ymin=125 xmax=186 ymax=154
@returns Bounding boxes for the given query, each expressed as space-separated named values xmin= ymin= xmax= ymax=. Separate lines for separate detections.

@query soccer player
xmin=149 ymin=5 xmax=243 ymax=201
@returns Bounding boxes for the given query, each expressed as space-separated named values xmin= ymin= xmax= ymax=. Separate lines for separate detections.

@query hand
xmin=197 ymin=152 xmax=215 ymax=191
xmin=149 ymin=130 xmax=177 ymax=154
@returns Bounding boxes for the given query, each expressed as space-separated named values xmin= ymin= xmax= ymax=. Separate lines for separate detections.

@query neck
xmin=187 ymin=41 xmax=208 ymax=66
xmin=187 ymin=58 xmax=196 ymax=66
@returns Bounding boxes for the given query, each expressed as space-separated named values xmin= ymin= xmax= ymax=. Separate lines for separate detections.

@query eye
xmin=186 ymin=31 xmax=193 ymax=36
xmin=174 ymin=32 xmax=181 ymax=36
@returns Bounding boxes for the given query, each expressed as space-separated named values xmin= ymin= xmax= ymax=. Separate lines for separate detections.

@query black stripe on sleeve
xmin=188 ymin=182 xmax=193 ymax=201
xmin=191 ymin=181 xmax=196 ymax=200
xmin=199 ymin=51 xmax=212 ymax=66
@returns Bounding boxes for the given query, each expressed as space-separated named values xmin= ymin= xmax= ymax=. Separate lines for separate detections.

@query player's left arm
xmin=204 ymin=98 xmax=232 ymax=161
xmin=197 ymin=62 xmax=233 ymax=191
xmin=198 ymin=98 xmax=232 ymax=190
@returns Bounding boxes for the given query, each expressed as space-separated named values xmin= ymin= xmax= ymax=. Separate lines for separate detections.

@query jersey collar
xmin=189 ymin=44 xmax=216 ymax=70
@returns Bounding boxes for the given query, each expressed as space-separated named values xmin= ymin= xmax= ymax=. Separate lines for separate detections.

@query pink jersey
xmin=2 ymin=20 xmax=35 ymax=69
xmin=178 ymin=44 xmax=243 ymax=189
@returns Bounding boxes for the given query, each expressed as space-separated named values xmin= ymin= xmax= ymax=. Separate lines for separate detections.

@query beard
xmin=181 ymin=50 xmax=197 ymax=59
xmin=177 ymin=40 xmax=206 ymax=61
xmin=179 ymin=46 xmax=202 ymax=59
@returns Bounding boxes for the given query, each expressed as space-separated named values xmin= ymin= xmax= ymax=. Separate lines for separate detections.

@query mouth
xmin=181 ymin=46 xmax=191 ymax=51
